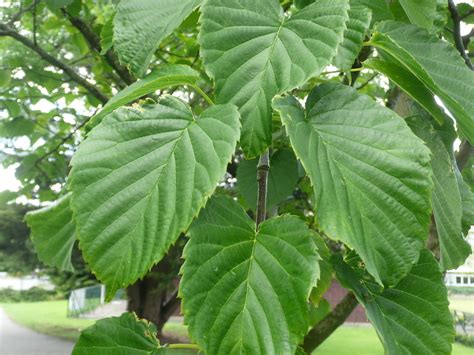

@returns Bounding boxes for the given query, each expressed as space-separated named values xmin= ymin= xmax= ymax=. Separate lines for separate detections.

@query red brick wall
xmin=325 ymin=279 xmax=368 ymax=323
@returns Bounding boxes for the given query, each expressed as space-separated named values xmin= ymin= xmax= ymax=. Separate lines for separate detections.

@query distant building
xmin=445 ymin=228 xmax=474 ymax=287
xmin=0 ymin=272 xmax=54 ymax=291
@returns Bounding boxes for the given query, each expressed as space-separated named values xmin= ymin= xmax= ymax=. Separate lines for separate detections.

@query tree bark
xmin=302 ymin=292 xmax=358 ymax=353
xmin=126 ymin=241 xmax=183 ymax=335
xmin=127 ymin=269 xmax=180 ymax=335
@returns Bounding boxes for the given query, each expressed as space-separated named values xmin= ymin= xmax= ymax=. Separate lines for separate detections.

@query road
xmin=0 ymin=308 xmax=74 ymax=355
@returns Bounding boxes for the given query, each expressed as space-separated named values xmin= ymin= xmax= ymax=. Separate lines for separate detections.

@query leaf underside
xmin=335 ymin=250 xmax=454 ymax=355
xmin=113 ymin=0 xmax=202 ymax=77
xmin=407 ymin=112 xmax=471 ymax=271
xmin=89 ymin=64 xmax=201 ymax=127
xmin=398 ymin=0 xmax=436 ymax=29
xmin=371 ymin=21 xmax=474 ymax=145
xmin=26 ymin=193 xmax=76 ymax=272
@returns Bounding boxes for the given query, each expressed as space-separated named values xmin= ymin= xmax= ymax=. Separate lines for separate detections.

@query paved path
xmin=0 ymin=308 xmax=74 ymax=355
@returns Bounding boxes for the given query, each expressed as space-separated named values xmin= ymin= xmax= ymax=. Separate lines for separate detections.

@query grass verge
xmin=1 ymin=300 xmax=472 ymax=354
xmin=314 ymin=325 xmax=473 ymax=355
xmin=1 ymin=300 xmax=94 ymax=341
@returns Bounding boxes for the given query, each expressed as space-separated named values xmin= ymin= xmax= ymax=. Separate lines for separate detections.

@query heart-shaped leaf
xmin=70 ymin=97 xmax=240 ymax=298
xmin=274 ymin=83 xmax=432 ymax=286
xmin=200 ymin=0 xmax=349 ymax=157
xmin=180 ymin=196 xmax=319 ymax=354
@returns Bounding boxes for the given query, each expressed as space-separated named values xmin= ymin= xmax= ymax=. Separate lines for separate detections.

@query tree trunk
xmin=126 ymin=241 xmax=183 ymax=335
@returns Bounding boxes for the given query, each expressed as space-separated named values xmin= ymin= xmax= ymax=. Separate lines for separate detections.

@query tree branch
xmin=0 ymin=22 xmax=109 ymax=104
xmin=34 ymin=115 xmax=90 ymax=173
xmin=161 ymin=288 xmax=180 ymax=321
xmin=302 ymin=292 xmax=358 ymax=353
xmin=256 ymin=150 xmax=270 ymax=228
xmin=61 ymin=9 xmax=136 ymax=85
xmin=448 ymin=0 xmax=474 ymax=70
xmin=448 ymin=0 xmax=473 ymax=169
xmin=8 ymin=0 xmax=41 ymax=25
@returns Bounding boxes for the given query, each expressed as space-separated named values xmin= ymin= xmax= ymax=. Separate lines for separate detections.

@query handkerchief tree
xmin=3 ymin=0 xmax=473 ymax=353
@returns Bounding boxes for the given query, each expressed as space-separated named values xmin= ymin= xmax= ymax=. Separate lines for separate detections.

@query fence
xmin=67 ymin=285 xmax=126 ymax=318
xmin=67 ymin=284 xmax=105 ymax=317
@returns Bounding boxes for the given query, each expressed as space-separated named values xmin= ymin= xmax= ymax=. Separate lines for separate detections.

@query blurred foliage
xmin=0 ymin=286 xmax=59 ymax=302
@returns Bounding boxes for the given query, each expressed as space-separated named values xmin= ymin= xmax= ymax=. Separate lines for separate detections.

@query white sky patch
xmin=0 ymin=164 xmax=21 ymax=192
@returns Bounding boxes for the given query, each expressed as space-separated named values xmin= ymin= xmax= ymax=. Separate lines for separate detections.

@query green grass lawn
xmin=314 ymin=326 xmax=473 ymax=355
xmin=1 ymin=300 xmax=95 ymax=341
xmin=1 ymin=300 xmax=473 ymax=354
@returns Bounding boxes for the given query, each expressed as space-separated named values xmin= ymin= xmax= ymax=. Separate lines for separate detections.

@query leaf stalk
xmin=190 ymin=85 xmax=214 ymax=106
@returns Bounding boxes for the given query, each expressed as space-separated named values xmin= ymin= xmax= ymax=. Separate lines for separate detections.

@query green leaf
xmin=459 ymin=2 xmax=474 ymax=24
xmin=0 ymin=69 xmax=11 ymax=87
xmin=309 ymin=298 xmax=331 ymax=327
xmin=457 ymin=172 xmax=474 ymax=236
xmin=364 ymin=57 xmax=449 ymax=126
xmin=335 ymin=250 xmax=454 ymax=355
xmin=351 ymin=0 xmax=393 ymax=23
xmin=100 ymin=13 xmax=115 ymax=55
xmin=333 ymin=4 xmax=372 ymax=71
xmin=25 ymin=194 xmax=76 ymax=272
xmin=236 ymin=149 xmax=299 ymax=211
xmin=273 ymin=83 xmax=432 ymax=286
xmin=70 ymin=97 xmax=240 ymax=298
xmin=45 ymin=0 xmax=74 ymax=10
xmin=310 ymin=235 xmax=333 ymax=305
xmin=370 ymin=21 xmax=474 ymax=144
xmin=180 ymin=196 xmax=319 ymax=354
xmin=66 ymin=0 xmax=82 ymax=16
xmin=200 ymin=0 xmax=349 ymax=158
xmin=113 ymin=0 xmax=202 ymax=77
xmin=461 ymin=153 xmax=474 ymax=187
xmin=0 ymin=117 xmax=35 ymax=138
xmin=407 ymin=113 xmax=470 ymax=271
xmin=4 ymin=101 xmax=21 ymax=117
xmin=89 ymin=65 xmax=201 ymax=127
xmin=293 ymin=0 xmax=313 ymax=9
xmin=398 ymin=0 xmax=437 ymax=29
xmin=73 ymin=312 xmax=196 ymax=354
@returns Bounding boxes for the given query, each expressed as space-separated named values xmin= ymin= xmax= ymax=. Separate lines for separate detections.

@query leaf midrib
xmin=80 ymin=114 xmax=197 ymax=289
xmin=245 ymin=17 xmax=286 ymax=151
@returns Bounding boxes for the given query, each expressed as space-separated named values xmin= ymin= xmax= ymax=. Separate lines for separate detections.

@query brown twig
xmin=255 ymin=150 xmax=270 ymax=228
xmin=302 ymin=292 xmax=359 ymax=353
xmin=448 ymin=0 xmax=474 ymax=70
